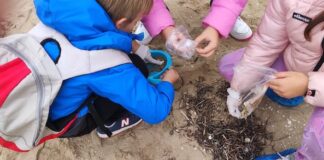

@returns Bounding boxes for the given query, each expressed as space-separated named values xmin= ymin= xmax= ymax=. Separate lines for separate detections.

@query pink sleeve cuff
xmin=305 ymin=72 xmax=324 ymax=107
xmin=142 ymin=0 xmax=175 ymax=37
xmin=203 ymin=0 xmax=247 ymax=38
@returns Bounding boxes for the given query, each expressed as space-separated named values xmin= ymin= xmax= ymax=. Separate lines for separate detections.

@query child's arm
xmin=203 ymin=0 xmax=248 ymax=38
xmin=231 ymin=0 xmax=290 ymax=90
xmin=143 ymin=0 xmax=248 ymax=39
xmin=241 ymin=0 xmax=289 ymax=67
xmin=268 ymin=71 xmax=324 ymax=107
xmin=229 ymin=0 xmax=290 ymax=97
xmin=89 ymin=64 xmax=175 ymax=124
xmin=142 ymin=0 xmax=175 ymax=37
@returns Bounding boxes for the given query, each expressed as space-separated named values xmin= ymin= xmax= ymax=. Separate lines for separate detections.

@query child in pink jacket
xmin=140 ymin=0 xmax=251 ymax=57
xmin=219 ymin=0 xmax=324 ymax=159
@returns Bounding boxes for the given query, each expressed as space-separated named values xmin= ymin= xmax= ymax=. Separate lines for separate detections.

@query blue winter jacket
xmin=34 ymin=0 xmax=175 ymax=124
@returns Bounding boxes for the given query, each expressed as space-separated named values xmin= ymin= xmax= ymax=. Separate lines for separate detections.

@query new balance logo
xmin=121 ymin=118 xmax=130 ymax=127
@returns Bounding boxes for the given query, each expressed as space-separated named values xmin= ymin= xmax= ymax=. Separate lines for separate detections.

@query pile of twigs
xmin=181 ymin=79 xmax=272 ymax=160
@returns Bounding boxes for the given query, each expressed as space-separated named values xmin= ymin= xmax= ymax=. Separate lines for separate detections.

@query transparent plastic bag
xmin=166 ymin=26 xmax=197 ymax=60
xmin=228 ymin=63 xmax=277 ymax=119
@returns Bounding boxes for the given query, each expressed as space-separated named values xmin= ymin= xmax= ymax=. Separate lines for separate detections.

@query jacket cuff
xmin=156 ymin=81 xmax=175 ymax=100
xmin=305 ymin=72 xmax=324 ymax=107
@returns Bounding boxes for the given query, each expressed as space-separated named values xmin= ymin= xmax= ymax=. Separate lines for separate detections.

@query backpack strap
xmin=28 ymin=23 xmax=132 ymax=80
xmin=313 ymin=38 xmax=324 ymax=72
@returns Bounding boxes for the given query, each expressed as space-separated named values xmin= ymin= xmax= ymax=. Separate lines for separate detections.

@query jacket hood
xmin=34 ymin=0 xmax=143 ymax=53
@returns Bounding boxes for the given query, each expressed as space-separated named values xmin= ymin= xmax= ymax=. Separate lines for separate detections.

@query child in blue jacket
xmin=34 ymin=0 xmax=179 ymax=138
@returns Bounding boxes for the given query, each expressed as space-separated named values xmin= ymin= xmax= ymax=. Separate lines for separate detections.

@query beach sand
xmin=0 ymin=0 xmax=313 ymax=159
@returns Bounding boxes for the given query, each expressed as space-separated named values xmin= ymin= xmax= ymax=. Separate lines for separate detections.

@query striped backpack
xmin=0 ymin=23 xmax=130 ymax=152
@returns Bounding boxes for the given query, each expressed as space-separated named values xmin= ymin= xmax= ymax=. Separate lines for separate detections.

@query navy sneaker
xmin=255 ymin=148 xmax=296 ymax=160
xmin=266 ymin=89 xmax=304 ymax=107
xmin=96 ymin=112 xmax=142 ymax=138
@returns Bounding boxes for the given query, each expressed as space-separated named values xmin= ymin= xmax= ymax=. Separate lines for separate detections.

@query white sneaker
xmin=230 ymin=17 xmax=253 ymax=41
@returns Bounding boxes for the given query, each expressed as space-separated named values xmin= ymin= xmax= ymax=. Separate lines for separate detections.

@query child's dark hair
xmin=304 ymin=11 xmax=324 ymax=41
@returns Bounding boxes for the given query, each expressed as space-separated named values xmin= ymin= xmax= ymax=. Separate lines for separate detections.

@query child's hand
xmin=195 ymin=26 xmax=220 ymax=57
xmin=162 ymin=69 xmax=179 ymax=84
xmin=268 ymin=72 xmax=309 ymax=99
xmin=162 ymin=26 xmax=175 ymax=40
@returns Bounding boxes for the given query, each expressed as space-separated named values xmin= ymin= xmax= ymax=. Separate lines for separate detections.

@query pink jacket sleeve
xmin=305 ymin=72 xmax=324 ymax=106
xmin=203 ymin=0 xmax=248 ymax=38
xmin=240 ymin=0 xmax=289 ymax=67
xmin=142 ymin=0 xmax=175 ymax=37
xmin=143 ymin=0 xmax=247 ymax=38
xmin=231 ymin=0 xmax=289 ymax=89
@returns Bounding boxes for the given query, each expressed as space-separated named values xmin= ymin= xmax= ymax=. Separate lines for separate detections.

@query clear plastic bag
xmin=165 ymin=26 xmax=196 ymax=60
xmin=228 ymin=63 xmax=277 ymax=119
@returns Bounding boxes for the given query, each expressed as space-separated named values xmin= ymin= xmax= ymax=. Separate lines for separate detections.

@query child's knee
xmin=218 ymin=63 xmax=233 ymax=81
xmin=218 ymin=48 xmax=245 ymax=81
xmin=218 ymin=56 xmax=235 ymax=81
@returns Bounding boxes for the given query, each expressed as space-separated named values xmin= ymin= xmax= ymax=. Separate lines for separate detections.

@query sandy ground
xmin=0 ymin=0 xmax=314 ymax=159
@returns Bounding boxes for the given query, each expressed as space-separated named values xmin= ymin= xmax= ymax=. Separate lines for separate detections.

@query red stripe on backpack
xmin=37 ymin=115 xmax=78 ymax=145
xmin=0 ymin=137 xmax=28 ymax=152
xmin=0 ymin=58 xmax=31 ymax=107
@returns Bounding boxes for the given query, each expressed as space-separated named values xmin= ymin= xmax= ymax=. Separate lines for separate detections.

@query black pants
xmin=47 ymin=54 xmax=148 ymax=138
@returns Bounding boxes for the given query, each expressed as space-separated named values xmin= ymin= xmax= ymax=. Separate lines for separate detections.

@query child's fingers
xmin=195 ymin=34 xmax=210 ymax=55
xmin=199 ymin=50 xmax=215 ymax=57
xmin=268 ymin=82 xmax=284 ymax=92
xmin=196 ymin=48 xmax=208 ymax=56
xmin=268 ymin=79 xmax=281 ymax=87
xmin=161 ymin=72 xmax=167 ymax=79
xmin=194 ymin=35 xmax=204 ymax=45
xmin=274 ymin=72 xmax=291 ymax=78
xmin=268 ymin=84 xmax=281 ymax=92
xmin=196 ymin=44 xmax=216 ymax=56
xmin=196 ymin=48 xmax=205 ymax=54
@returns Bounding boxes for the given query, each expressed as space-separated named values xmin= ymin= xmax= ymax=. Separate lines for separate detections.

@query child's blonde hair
xmin=97 ymin=0 xmax=153 ymax=22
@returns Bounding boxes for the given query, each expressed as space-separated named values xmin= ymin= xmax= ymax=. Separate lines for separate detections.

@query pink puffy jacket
xmin=142 ymin=0 xmax=247 ymax=38
xmin=239 ymin=0 xmax=324 ymax=106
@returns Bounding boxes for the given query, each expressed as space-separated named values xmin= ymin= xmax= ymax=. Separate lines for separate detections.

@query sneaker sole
xmin=230 ymin=34 xmax=253 ymax=41
xmin=96 ymin=119 xmax=143 ymax=138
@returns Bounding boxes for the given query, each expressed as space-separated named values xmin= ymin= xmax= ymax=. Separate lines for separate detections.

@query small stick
xmin=180 ymin=110 xmax=196 ymax=125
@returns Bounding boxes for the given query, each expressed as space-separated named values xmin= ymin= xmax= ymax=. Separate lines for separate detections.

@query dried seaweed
xmin=181 ymin=78 xmax=272 ymax=160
